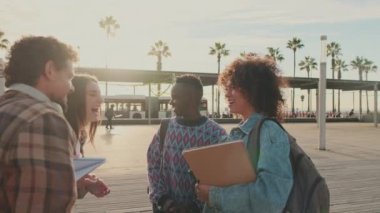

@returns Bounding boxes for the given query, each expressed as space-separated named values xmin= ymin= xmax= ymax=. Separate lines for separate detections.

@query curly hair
xmin=4 ymin=36 xmax=78 ymax=87
xmin=218 ymin=55 xmax=287 ymax=120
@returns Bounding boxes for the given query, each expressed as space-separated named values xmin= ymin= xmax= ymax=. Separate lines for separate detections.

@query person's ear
xmin=42 ymin=60 xmax=57 ymax=81
xmin=187 ymin=91 xmax=195 ymax=102
xmin=190 ymin=92 xmax=201 ymax=107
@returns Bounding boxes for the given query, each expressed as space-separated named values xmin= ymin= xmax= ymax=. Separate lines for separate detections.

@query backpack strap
xmin=153 ymin=119 xmax=171 ymax=207
xmin=248 ymin=117 xmax=286 ymax=170
xmin=159 ymin=119 xmax=170 ymax=153
xmin=158 ymin=119 xmax=170 ymax=176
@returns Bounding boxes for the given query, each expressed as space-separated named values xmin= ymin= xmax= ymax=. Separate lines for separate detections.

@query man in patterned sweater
xmin=147 ymin=74 xmax=227 ymax=212
xmin=0 ymin=36 xmax=78 ymax=212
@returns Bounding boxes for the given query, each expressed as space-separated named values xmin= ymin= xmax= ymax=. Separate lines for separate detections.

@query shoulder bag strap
xmin=247 ymin=117 xmax=283 ymax=170
xmin=159 ymin=119 xmax=170 ymax=152
xmin=158 ymin=119 xmax=170 ymax=174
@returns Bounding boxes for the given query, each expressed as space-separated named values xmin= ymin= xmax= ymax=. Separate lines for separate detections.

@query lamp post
xmin=375 ymin=83 xmax=378 ymax=127
xmin=76 ymin=45 xmax=81 ymax=67
xmin=319 ymin=35 xmax=327 ymax=150
xmin=0 ymin=58 xmax=5 ymax=95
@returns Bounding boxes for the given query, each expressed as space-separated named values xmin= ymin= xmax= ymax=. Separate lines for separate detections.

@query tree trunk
xmin=359 ymin=69 xmax=363 ymax=117
xmin=360 ymin=90 xmax=362 ymax=117
xmin=366 ymin=90 xmax=369 ymax=113
xmin=307 ymin=89 xmax=311 ymax=112
xmin=211 ymin=85 xmax=214 ymax=118
xmin=217 ymin=55 xmax=221 ymax=118
xmin=316 ymin=90 xmax=319 ymax=123
xmin=292 ymin=50 xmax=296 ymax=114
xmin=105 ymin=33 xmax=110 ymax=96
xmin=332 ymin=56 xmax=335 ymax=112
xmin=338 ymin=68 xmax=341 ymax=113
xmin=105 ymin=81 xmax=108 ymax=96
xmin=307 ymin=71 xmax=310 ymax=112
xmin=338 ymin=89 xmax=341 ymax=113
xmin=157 ymin=55 xmax=162 ymax=97
xmin=366 ymin=73 xmax=369 ymax=113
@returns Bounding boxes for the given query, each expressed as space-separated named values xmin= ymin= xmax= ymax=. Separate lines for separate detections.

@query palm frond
xmin=327 ymin=42 xmax=342 ymax=57
xmin=286 ymin=37 xmax=304 ymax=51
xmin=0 ymin=31 xmax=9 ymax=50
xmin=148 ymin=40 xmax=171 ymax=70
xmin=99 ymin=16 xmax=120 ymax=37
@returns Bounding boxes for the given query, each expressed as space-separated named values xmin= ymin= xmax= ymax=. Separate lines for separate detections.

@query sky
xmin=1 ymin=0 xmax=379 ymax=112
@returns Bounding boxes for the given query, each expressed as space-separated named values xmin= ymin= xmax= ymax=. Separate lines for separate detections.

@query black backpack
xmin=248 ymin=117 xmax=330 ymax=213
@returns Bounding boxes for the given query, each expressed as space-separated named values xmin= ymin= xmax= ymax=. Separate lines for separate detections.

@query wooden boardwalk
xmin=75 ymin=123 xmax=380 ymax=213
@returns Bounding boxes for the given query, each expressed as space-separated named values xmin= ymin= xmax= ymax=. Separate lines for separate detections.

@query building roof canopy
xmin=77 ymin=67 xmax=380 ymax=91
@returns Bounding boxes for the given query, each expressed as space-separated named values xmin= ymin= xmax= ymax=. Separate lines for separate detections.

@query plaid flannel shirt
xmin=0 ymin=87 xmax=77 ymax=212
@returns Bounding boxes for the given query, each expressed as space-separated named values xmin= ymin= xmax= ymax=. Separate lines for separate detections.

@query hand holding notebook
xmin=74 ymin=158 xmax=106 ymax=181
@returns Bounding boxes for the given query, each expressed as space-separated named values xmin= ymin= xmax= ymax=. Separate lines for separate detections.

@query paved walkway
xmin=75 ymin=123 xmax=380 ymax=213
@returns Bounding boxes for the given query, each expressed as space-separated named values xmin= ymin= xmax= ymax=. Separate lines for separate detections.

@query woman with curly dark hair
xmin=196 ymin=55 xmax=293 ymax=212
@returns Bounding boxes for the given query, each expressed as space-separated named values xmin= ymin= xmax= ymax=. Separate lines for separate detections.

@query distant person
xmin=196 ymin=55 xmax=293 ymax=212
xmin=147 ymin=74 xmax=227 ymax=212
xmin=65 ymin=74 xmax=110 ymax=198
xmin=105 ymin=104 xmax=115 ymax=129
xmin=349 ymin=109 xmax=354 ymax=117
xmin=0 ymin=36 xmax=78 ymax=211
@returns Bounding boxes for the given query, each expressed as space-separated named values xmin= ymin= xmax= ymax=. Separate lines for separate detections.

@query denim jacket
xmin=203 ymin=113 xmax=293 ymax=213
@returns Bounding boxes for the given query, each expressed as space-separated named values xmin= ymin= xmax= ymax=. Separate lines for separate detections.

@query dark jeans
xmin=105 ymin=118 xmax=113 ymax=129
xmin=152 ymin=202 xmax=201 ymax=213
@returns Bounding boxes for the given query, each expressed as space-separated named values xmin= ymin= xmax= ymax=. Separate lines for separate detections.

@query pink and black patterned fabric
xmin=147 ymin=117 xmax=227 ymax=209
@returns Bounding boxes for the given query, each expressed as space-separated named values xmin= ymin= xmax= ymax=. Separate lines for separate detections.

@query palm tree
xmin=148 ymin=40 xmax=171 ymax=96
xmin=299 ymin=56 xmax=317 ymax=112
xmin=335 ymin=59 xmax=349 ymax=113
xmin=240 ymin=52 xmax=256 ymax=57
xmin=363 ymin=59 xmax=378 ymax=113
xmin=327 ymin=42 xmax=342 ymax=112
xmin=351 ymin=56 xmax=365 ymax=80
xmin=0 ymin=31 xmax=8 ymax=82
xmin=363 ymin=59 xmax=377 ymax=81
xmin=209 ymin=42 xmax=229 ymax=117
xmin=0 ymin=31 xmax=9 ymax=50
xmin=299 ymin=56 xmax=317 ymax=78
xmin=351 ymin=56 xmax=365 ymax=116
xmin=266 ymin=47 xmax=284 ymax=62
xmin=286 ymin=37 xmax=304 ymax=114
xmin=99 ymin=16 xmax=120 ymax=96
xmin=336 ymin=59 xmax=348 ymax=80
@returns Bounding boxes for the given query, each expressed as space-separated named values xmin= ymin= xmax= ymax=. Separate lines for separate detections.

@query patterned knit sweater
xmin=147 ymin=116 xmax=227 ymax=208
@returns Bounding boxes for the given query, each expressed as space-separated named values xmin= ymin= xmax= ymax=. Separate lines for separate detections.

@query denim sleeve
xmin=207 ymin=122 xmax=293 ymax=212
xmin=218 ymin=133 xmax=229 ymax=143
